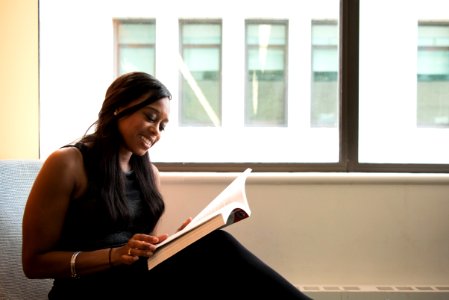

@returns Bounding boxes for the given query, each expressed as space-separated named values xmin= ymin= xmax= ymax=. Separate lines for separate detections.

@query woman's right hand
xmin=176 ymin=217 xmax=192 ymax=232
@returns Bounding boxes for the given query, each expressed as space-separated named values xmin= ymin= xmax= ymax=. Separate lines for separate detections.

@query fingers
xmin=126 ymin=244 xmax=154 ymax=257
xmin=120 ymin=248 xmax=139 ymax=265
xmin=177 ymin=217 xmax=192 ymax=231
xmin=126 ymin=234 xmax=158 ymax=258
xmin=156 ymin=233 xmax=169 ymax=243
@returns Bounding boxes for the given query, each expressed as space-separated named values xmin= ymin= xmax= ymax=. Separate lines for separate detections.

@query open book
xmin=147 ymin=168 xmax=252 ymax=270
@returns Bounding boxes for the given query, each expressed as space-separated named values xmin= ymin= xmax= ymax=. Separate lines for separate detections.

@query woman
xmin=22 ymin=72 xmax=312 ymax=299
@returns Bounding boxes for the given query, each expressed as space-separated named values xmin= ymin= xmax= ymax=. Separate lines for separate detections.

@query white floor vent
xmin=298 ymin=285 xmax=449 ymax=292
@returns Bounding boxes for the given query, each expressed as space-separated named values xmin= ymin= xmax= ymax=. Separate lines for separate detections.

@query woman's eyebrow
xmin=142 ymin=106 xmax=160 ymax=114
xmin=143 ymin=106 xmax=169 ymax=122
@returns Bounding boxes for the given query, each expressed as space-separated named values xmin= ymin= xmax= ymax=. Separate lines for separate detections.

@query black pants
xmin=49 ymin=230 xmax=312 ymax=299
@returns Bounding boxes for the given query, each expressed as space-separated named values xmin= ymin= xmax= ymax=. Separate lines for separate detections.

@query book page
xmin=154 ymin=168 xmax=252 ymax=249
xmin=183 ymin=168 xmax=252 ymax=231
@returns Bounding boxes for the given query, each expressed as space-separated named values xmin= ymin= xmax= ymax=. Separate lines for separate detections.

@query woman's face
xmin=117 ymin=96 xmax=170 ymax=156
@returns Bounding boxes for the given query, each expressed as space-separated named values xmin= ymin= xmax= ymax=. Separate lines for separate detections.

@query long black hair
xmin=79 ymin=72 xmax=171 ymax=231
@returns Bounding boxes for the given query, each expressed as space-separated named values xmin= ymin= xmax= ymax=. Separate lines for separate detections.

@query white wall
xmin=157 ymin=171 xmax=449 ymax=295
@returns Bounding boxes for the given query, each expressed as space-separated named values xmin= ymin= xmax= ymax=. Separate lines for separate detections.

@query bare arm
xmin=22 ymin=148 xmax=163 ymax=279
xmin=22 ymin=147 xmax=86 ymax=278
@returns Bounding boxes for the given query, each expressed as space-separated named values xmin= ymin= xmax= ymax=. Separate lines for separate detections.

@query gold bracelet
xmin=70 ymin=251 xmax=81 ymax=278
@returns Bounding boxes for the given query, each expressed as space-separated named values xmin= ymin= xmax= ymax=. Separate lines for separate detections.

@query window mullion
xmin=339 ymin=0 xmax=360 ymax=172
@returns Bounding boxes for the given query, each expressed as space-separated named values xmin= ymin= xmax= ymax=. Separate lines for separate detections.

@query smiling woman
xmin=22 ymin=72 xmax=312 ymax=299
xmin=116 ymin=98 xmax=170 ymax=158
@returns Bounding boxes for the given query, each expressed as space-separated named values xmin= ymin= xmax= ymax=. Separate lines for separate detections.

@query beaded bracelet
xmin=70 ymin=251 xmax=81 ymax=279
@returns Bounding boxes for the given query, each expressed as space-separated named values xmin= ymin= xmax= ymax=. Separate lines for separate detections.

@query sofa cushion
xmin=0 ymin=160 xmax=53 ymax=300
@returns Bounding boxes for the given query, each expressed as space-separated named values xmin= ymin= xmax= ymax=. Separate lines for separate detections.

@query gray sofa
xmin=0 ymin=160 xmax=53 ymax=299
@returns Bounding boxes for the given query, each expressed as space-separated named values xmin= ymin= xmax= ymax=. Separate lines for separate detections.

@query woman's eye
xmin=146 ymin=113 xmax=157 ymax=122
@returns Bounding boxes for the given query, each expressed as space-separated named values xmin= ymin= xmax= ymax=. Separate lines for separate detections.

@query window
xmin=39 ymin=0 xmax=449 ymax=172
xmin=358 ymin=0 xmax=449 ymax=166
xmin=311 ymin=20 xmax=339 ymax=128
xmin=115 ymin=20 xmax=156 ymax=76
xmin=179 ymin=21 xmax=222 ymax=126
xmin=245 ymin=21 xmax=288 ymax=126
xmin=417 ymin=23 xmax=449 ymax=128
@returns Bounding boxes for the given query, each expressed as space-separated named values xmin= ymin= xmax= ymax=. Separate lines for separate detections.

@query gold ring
xmin=127 ymin=248 xmax=132 ymax=256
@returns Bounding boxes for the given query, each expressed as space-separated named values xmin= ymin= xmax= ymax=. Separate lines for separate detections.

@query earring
xmin=114 ymin=109 xmax=118 ymax=116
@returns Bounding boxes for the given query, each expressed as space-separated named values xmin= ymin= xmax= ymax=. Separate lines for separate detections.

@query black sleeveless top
xmin=49 ymin=143 xmax=157 ymax=298
xmin=56 ymin=143 xmax=153 ymax=251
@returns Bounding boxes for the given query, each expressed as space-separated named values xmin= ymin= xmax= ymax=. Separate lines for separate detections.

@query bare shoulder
xmin=39 ymin=146 xmax=87 ymax=196
xmin=43 ymin=146 xmax=84 ymax=172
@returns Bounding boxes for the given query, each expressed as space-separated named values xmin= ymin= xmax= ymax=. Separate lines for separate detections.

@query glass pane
xmin=183 ymin=48 xmax=220 ymax=71
xmin=418 ymin=49 xmax=449 ymax=76
xmin=418 ymin=25 xmax=449 ymax=46
xmin=246 ymin=48 xmax=286 ymax=126
xmin=247 ymin=24 xmax=286 ymax=45
xmin=119 ymin=47 xmax=155 ymax=75
xmin=359 ymin=0 xmax=449 ymax=163
xmin=118 ymin=23 xmax=155 ymax=44
xmin=181 ymin=49 xmax=221 ymax=126
xmin=246 ymin=22 xmax=287 ymax=126
xmin=311 ymin=22 xmax=339 ymax=127
xmin=180 ymin=22 xmax=221 ymax=127
xmin=182 ymin=24 xmax=221 ymax=44
xmin=417 ymin=24 xmax=449 ymax=128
